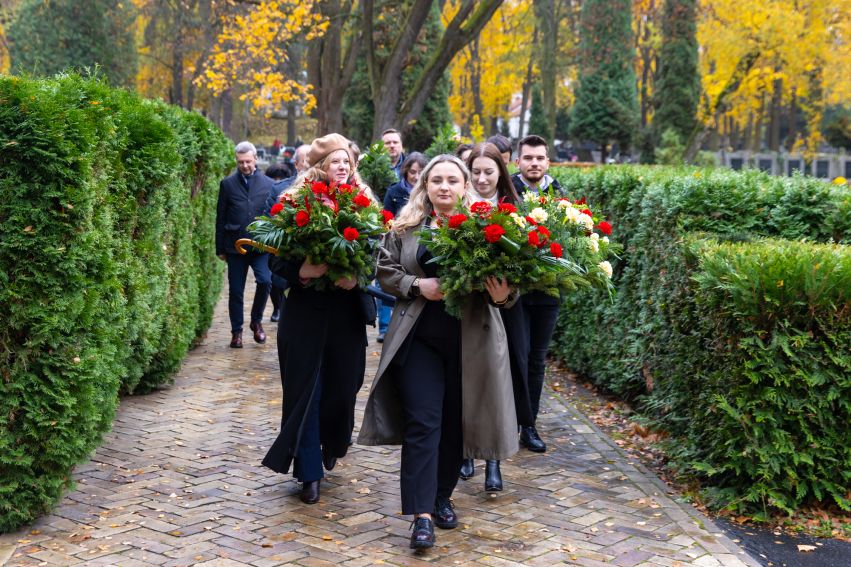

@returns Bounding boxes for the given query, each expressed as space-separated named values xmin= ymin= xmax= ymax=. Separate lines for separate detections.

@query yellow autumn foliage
xmin=699 ymin=0 xmax=851 ymax=152
xmin=194 ymin=0 xmax=327 ymax=114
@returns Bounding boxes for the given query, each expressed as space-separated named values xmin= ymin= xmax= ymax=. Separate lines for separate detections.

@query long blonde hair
xmin=285 ymin=151 xmax=376 ymax=202
xmin=393 ymin=154 xmax=473 ymax=232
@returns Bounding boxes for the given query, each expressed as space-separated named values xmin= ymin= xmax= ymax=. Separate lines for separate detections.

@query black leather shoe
xmin=484 ymin=460 xmax=503 ymax=492
xmin=459 ymin=458 xmax=475 ymax=480
xmin=229 ymin=331 xmax=243 ymax=348
xmin=433 ymin=497 xmax=458 ymax=529
xmin=249 ymin=321 xmax=267 ymax=344
xmin=377 ymin=333 xmax=385 ymax=343
xmin=410 ymin=517 xmax=435 ymax=549
xmin=300 ymin=480 xmax=320 ymax=504
xmin=520 ymin=425 xmax=547 ymax=452
xmin=270 ymin=309 xmax=280 ymax=322
xmin=323 ymin=452 xmax=337 ymax=471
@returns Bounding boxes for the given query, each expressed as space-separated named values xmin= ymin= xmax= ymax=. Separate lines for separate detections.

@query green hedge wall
xmin=550 ymin=166 xmax=851 ymax=515
xmin=0 ymin=74 xmax=232 ymax=532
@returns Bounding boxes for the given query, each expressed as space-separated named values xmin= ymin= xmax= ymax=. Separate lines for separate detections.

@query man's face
xmin=382 ymin=133 xmax=403 ymax=162
xmin=516 ymin=144 xmax=549 ymax=183
xmin=236 ymin=152 xmax=256 ymax=175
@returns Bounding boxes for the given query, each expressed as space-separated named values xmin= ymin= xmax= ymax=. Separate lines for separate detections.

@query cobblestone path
xmin=1 ymin=281 xmax=759 ymax=567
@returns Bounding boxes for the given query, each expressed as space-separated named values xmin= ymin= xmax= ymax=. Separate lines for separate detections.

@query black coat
xmin=261 ymin=257 xmax=375 ymax=475
xmin=383 ymin=180 xmax=413 ymax=217
xmin=510 ymin=173 xmax=564 ymax=197
xmin=215 ymin=170 xmax=275 ymax=255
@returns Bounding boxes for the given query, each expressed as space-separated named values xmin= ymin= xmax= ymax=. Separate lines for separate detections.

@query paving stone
xmin=3 ymin=274 xmax=760 ymax=566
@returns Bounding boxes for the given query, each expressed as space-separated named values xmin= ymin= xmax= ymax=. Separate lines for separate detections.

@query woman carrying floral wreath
xmin=358 ymin=154 xmax=519 ymax=550
xmin=261 ymin=133 xmax=378 ymax=505
xmin=457 ymin=142 xmax=535 ymax=493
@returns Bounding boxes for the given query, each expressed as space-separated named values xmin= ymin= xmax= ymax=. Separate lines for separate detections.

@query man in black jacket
xmin=216 ymin=141 xmax=275 ymax=348
xmin=510 ymin=135 xmax=563 ymax=453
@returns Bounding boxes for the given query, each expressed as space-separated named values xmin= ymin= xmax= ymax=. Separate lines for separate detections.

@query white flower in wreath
xmin=523 ymin=191 xmax=540 ymax=204
xmin=510 ymin=212 xmax=527 ymax=228
xmin=557 ymin=199 xmax=572 ymax=210
xmin=579 ymin=213 xmax=594 ymax=231
xmin=599 ymin=260 xmax=613 ymax=278
xmin=589 ymin=238 xmax=599 ymax=253
xmin=564 ymin=207 xmax=580 ymax=223
xmin=602 ymin=236 xmax=610 ymax=244
xmin=529 ymin=207 xmax=549 ymax=224
xmin=590 ymin=232 xmax=599 ymax=241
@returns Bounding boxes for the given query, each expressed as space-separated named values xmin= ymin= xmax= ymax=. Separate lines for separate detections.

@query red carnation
xmin=580 ymin=208 xmax=593 ymax=217
xmin=525 ymin=215 xmax=537 ymax=225
xmin=497 ymin=203 xmax=517 ymax=214
xmin=471 ymin=201 xmax=493 ymax=216
xmin=597 ymin=220 xmax=612 ymax=235
xmin=528 ymin=231 xmax=540 ymax=247
xmin=575 ymin=196 xmax=587 ymax=205
xmin=381 ymin=210 xmax=394 ymax=224
xmin=270 ymin=203 xmax=284 ymax=216
xmin=295 ymin=210 xmax=310 ymax=227
xmin=448 ymin=214 xmax=468 ymax=229
xmin=483 ymin=224 xmax=506 ymax=243
xmin=311 ymin=181 xmax=329 ymax=194
xmin=353 ymin=193 xmax=371 ymax=208
xmin=343 ymin=227 xmax=359 ymax=241
xmin=550 ymin=242 xmax=563 ymax=257
xmin=536 ymin=225 xmax=550 ymax=239
xmin=338 ymin=183 xmax=353 ymax=193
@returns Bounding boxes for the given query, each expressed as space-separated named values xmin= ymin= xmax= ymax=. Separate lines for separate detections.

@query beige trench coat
xmin=357 ymin=226 xmax=520 ymax=460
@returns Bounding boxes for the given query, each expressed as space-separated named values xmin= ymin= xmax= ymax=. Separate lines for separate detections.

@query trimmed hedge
xmin=550 ymin=166 xmax=851 ymax=515
xmin=0 ymin=74 xmax=232 ymax=531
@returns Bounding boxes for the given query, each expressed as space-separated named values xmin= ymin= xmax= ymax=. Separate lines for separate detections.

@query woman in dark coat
xmin=383 ymin=152 xmax=427 ymax=217
xmin=359 ymin=154 xmax=519 ymax=550
xmin=261 ymin=133 xmax=376 ymax=505
xmin=458 ymin=142 xmax=535 ymax=492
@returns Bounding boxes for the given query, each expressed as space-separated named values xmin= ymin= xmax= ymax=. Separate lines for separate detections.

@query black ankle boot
xmin=520 ymin=425 xmax=547 ymax=452
xmin=410 ymin=516 xmax=435 ymax=549
xmin=484 ymin=460 xmax=503 ymax=492
xmin=459 ymin=458 xmax=475 ymax=480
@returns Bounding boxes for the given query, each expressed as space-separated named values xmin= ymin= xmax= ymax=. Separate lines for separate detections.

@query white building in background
xmin=503 ymin=93 xmax=531 ymax=140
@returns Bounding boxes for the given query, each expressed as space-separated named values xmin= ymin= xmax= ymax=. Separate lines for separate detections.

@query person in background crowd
xmin=509 ymin=134 xmax=563 ymax=453
xmin=266 ymin=145 xmax=310 ymax=323
xmin=376 ymin=129 xmax=406 ymax=340
xmin=216 ymin=141 xmax=274 ymax=348
xmin=384 ymin=152 xmax=427 ymax=218
xmin=359 ymin=154 xmax=518 ymax=550
xmin=382 ymin=128 xmax=406 ymax=180
xmin=486 ymin=134 xmax=512 ymax=165
xmin=458 ymin=142 xmax=531 ymax=492
xmin=261 ymin=134 xmax=377 ymax=506
xmin=454 ymin=143 xmax=473 ymax=163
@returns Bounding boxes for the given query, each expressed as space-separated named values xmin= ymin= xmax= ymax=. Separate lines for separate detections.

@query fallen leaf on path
xmin=797 ymin=544 xmax=817 ymax=552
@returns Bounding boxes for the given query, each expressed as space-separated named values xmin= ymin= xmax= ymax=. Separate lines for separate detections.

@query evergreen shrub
xmin=0 ymin=74 xmax=231 ymax=531
xmin=549 ymin=165 xmax=851 ymax=514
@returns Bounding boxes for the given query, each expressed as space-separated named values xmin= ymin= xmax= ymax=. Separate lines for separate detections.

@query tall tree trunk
xmin=533 ymin=0 xmax=558 ymax=143
xmin=786 ymin=92 xmax=797 ymax=151
xmin=221 ymin=89 xmax=233 ymax=139
xmin=768 ymin=76 xmax=782 ymax=152
xmin=517 ymin=26 xmax=538 ymax=139
xmin=471 ymin=40 xmax=483 ymax=124
xmin=638 ymin=0 xmax=654 ymax=129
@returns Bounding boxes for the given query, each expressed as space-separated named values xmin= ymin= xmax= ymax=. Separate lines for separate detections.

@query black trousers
xmin=395 ymin=335 xmax=463 ymax=515
xmin=521 ymin=299 xmax=560 ymax=421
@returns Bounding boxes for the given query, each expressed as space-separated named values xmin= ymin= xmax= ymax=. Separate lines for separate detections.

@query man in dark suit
xmin=216 ymin=141 xmax=274 ymax=348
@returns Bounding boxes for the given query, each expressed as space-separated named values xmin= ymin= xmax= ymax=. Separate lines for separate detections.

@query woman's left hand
xmin=335 ymin=276 xmax=358 ymax=290
xmin=484 ymin=276 xmax=511 ymax=304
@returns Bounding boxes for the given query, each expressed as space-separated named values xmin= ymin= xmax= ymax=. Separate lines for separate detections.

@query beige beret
xmin=307 ymin=133 xmax=354 ymax=167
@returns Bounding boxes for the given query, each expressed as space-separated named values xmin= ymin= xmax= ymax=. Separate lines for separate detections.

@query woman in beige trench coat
xmin=358 ymin=154 xmax=519 ymax=550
